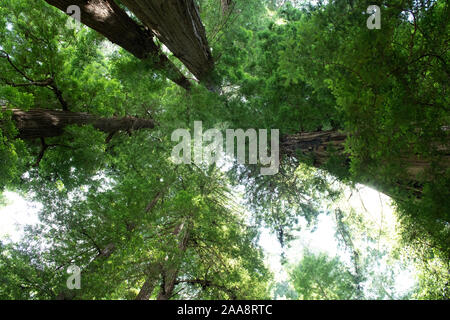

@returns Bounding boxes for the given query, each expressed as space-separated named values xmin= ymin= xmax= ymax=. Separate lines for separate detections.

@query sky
xmin=0 ymin=191 xmax=40 ymax=243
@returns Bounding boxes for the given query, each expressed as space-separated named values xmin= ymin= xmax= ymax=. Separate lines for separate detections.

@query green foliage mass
xmin=0 ymin=0 xmax=448 ymax=300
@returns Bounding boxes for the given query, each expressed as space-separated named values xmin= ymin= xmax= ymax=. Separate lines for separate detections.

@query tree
xmin=44 ymin=0 xmax=192 ymax=90
xmin=289 ymin=251 xmax=358 ymax=300
xmin=8 ymin=108 xmax=155 ymax=140
xmin=0 ymin=0 xmax=448 ymax=300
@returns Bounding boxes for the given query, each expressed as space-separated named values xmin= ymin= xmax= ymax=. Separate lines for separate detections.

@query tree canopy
xmin=0 ymin=0 xmax=448 ymax=300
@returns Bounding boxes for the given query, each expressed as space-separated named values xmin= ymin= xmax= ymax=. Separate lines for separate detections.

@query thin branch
xmin=0 ymin=50 xmax=34 ymax=82
xmin=1 ymin=50 xmax=69 ymax=110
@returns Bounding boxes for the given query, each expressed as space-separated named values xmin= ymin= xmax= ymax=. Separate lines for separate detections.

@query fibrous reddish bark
xmin=9 ymin=109 xmax=155 ymax=140
xmin=281 ymin=130 xmax=348 ymax=168
xmin=45 ymin=0 xmax=191 ymax=90
xmin=120 ymin=0 xmax=215 ymax=84
xmin=281 ymin=129 xmax=450 ymax=197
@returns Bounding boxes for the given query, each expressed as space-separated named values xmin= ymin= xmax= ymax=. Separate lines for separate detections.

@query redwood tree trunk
xmin=281 ymin=129 xmax=450 ymax=197
xmin=9 ymin=109 xmax=155 ymax=140
xmin=44 ymin=0 xmax=191 ymax=90
xmin=135 ymin=263 xmax=161 ymax=300
xmin=120 ymin=0 xmax=215 ymax=84
xmin=281 ymin=130 xmax=348 ymax=168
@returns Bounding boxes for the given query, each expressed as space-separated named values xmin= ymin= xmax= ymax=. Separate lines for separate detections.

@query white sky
xmin=0 ymin=191 xmax=40 ymax=243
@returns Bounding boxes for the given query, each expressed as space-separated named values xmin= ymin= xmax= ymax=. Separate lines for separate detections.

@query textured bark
xmin=281 ymin=130 xmax=348 ymax=168
xmin=120 ymin=0 xmax=215 ymax=84
xmin=9 ymin=109 xmax=155 ymax=140
xmin=281 ymin=129 xmax=450 ymax=197
xmin=44 ymin=0 xmax=191 ymax=90
xmin=135 ymin=263 xmax=160 ymax=300
xmin=135 ymin=277 xmax=158 ymax=300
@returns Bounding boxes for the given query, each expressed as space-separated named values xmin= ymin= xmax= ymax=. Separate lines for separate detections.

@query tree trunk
xmin=120 ymin=0 xmax=215 ymax=85
xmin=44 ymin=0 xmax=191 ymax=90
xmin=281 ymin=130 xmax=348 ymax=168
xmin=281 ymin=130 xmax=450 ymax=197
xmin=8 ymin=109 xmax=155 ymax=140
xmin=135 ymin=263 xmax=160 ymax=300
xmin=221 ymin=0 xmax=232 ymax=15
xmin=135 ymin=277 xmax=158 ymax=300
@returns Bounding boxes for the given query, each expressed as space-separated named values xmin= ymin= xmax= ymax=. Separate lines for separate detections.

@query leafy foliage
xmin=0 ymin=0 xmax=448 ymax=300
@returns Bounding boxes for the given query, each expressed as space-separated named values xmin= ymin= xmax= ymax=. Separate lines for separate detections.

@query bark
xmin=135 ymin=263 xmax=160 ymax=300
xmin=135 ymin=277 xmax=158 ymax=300
xmin=281 ymin=129 xmax=450 ymax=197
xmin=281 ymin=130 xmax=348 ymax=168
xmin=8 ymin=109 xmax=155 ymax=140
xmin=120 ymin=0 xmax=215 ymax=84
xmin=44 ymin=0 xmax=191 ymax=90
xmin=221 ymin=0 xmax=232 ymax=15
xmin=145 ymin=191 xmax=163 ymax=213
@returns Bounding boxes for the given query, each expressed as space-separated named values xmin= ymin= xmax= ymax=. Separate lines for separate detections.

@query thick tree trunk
xmin=120 ymin=0 xmax=215 ymax=84
xmin=8 ymin=109 xmax=155 ymax=140
xmin=135 ymin=263 xmax=160 ymax=300
xmin=281 ymin=130 xmax=348 ymax=168
xmin=281 ymin=130 xmax=450 ymax=197
xmin=135 ymin=277 xmax=158 ymax=300
xmin=44 ymin=0 xmax=191 ymax=90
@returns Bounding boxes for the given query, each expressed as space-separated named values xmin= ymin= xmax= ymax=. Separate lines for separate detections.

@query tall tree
xmin=120 ymin=0 xmax=216 ymax=85
xmin=44 ymin=0 xmax=192 ymax=89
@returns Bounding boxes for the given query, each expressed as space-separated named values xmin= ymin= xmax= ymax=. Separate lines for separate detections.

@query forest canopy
xmin=0 ymin=0 xmax=448 ymax=300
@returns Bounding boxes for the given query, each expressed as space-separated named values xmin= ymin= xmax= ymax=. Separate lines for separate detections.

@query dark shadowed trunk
xmin=120 ymin=0 xmax=215 ymax=85
xmin=135 ymin=277 xmax=157 ymax=300
xmin=44 ymin=0 xmax=191 ymax=90
xmin=8 ymin=109 xmax=155 ymax=140
xmin=135 ymin=263 xmax=161 ymax=300
xmin=281 ymin=130 xmax=348 ymax=168
xmin=281 ymin=130 xmax=450 ymax=198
